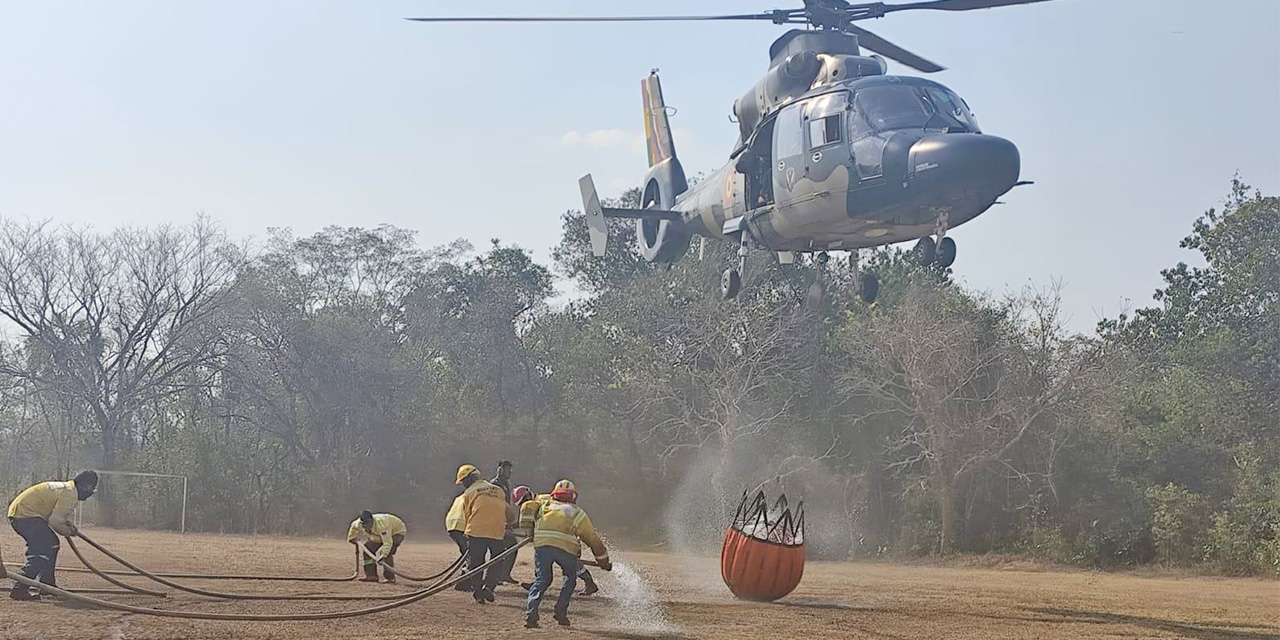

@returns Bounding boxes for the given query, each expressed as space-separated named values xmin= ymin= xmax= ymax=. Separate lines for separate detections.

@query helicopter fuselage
xmin=670 ymin=73 xmax=1020 ymax=254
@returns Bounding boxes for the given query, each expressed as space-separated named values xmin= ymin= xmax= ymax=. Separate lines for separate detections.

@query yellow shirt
xmin=7 ymin=481 xmax=80 ymax=534
xmin=517 ymin=493 xmax=552 ymax=538
xmin=461 ymin=479 xmax=509 ymax=540
xmin=445 ymin=495 xmax=466 ymax=532
xmin=531 ymin=498 xmax=608 ymax=562
xmin=346 ymin=513 xmax=407 ymax=559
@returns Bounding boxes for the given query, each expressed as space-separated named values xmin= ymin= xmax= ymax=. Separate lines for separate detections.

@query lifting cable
xmin=72 ymin=533 xmax=447 ymax=601
xmin=1 ymin=538 xmax=528 ymax=621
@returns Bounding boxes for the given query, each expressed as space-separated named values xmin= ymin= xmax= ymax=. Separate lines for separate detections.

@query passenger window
xmin=774 ymin=103 xmax=804 ymax=159
xmin=808 ymin=114 xmax=842 ymax=148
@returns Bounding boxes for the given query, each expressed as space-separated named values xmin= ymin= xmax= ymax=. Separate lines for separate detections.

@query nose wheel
xmin=912 ymin=236 xmax=937 ymax=265
xmin=936 ymin=237 xmax=957 ymax=268
xmin=914 ymin=210 xmax=957 ymax=269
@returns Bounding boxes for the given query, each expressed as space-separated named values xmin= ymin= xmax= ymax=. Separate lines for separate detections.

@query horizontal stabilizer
xmin=602 ymin=207 xmax=682 ymax=221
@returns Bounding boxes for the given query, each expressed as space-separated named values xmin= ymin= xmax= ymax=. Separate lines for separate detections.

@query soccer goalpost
xmin=76 ymin=471 xmax=189 ymax=534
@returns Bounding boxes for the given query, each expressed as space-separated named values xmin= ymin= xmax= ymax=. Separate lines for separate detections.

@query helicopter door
xmin=741 ymin=118 xmax=776 ymax=209
xmin=802 ymin=92 xmax=849 ymax=181
xmin=772 ymin=101 xmax=805 ymax=205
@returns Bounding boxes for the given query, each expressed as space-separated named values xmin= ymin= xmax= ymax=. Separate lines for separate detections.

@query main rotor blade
xmin=406 ymin=13 xmax=783 ymax=24
xmin=878 ymin=0 xmax=1054 ymax=14
xmin=846 ymin=25 xmax=944 ymax=72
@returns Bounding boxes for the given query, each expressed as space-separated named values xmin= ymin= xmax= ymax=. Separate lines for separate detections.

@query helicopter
xmin=410 ymin=0 xmax=1045 ymax=301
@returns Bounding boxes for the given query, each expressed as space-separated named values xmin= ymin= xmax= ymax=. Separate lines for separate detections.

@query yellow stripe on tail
xmin=642 ymin=71 xmax=677 ymax=168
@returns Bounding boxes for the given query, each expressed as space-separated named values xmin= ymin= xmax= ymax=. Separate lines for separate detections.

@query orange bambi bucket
xmin=720 ymin=490 xmax=805 ymax=602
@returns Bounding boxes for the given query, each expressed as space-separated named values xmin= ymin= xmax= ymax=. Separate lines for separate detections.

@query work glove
xmin=596 ymin=557 xmax=613 ymax=572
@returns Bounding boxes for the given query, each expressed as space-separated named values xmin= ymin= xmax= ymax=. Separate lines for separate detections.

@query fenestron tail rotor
xmin=406 ymin=0 xmax=1057 ymax=72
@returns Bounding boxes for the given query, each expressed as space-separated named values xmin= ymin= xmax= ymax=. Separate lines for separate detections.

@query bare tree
xmin=837 ymin=283 xmax=1109 ymax=553
xmin=0 ymin=217 xmax=243 ymax=521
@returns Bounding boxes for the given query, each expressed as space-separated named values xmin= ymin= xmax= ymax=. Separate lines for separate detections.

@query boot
xmin=524 ymin=616 xmax=540 ymax=629
xmin=10 ymin=588 xmax=40 ymax=602
xmin=580 ymin=572 xmax=599 ymax=596
xmin=360 ymin=565 xmax=379 ymax=582
xmin=553 ymin=611 xmax=571 ymax=627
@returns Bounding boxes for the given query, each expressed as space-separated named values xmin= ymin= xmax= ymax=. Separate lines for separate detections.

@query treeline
xmin=0 ymin=180 xmax=1276 ymax=575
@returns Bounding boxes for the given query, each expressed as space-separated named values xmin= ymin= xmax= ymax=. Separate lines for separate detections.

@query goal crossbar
xmin=77 ymin=471 xmax=189 ymax=534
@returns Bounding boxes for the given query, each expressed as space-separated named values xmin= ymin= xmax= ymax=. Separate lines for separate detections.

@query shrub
xmin=1147 ymin=483 xmax=1210 ymax=566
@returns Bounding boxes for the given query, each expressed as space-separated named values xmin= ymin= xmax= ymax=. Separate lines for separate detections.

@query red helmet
xmin=512 ymin=485 xmax=533 ymax=504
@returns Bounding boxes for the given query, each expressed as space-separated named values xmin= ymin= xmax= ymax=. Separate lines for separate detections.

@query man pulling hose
xmin=523 ymin=479 xmax=611 ymax=629
xmin=7 ymin=470 xmax=98 ymax=601
xmin=347 ymin=510 xmax=407 ymax=583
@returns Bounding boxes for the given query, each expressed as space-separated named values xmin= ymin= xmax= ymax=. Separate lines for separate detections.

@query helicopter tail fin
xmin=642 ymin=71 xmax=677 ymax=168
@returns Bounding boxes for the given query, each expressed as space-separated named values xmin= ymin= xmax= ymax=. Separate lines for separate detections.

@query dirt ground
xmin=1 ymin=528 xmax=1276 ymax=640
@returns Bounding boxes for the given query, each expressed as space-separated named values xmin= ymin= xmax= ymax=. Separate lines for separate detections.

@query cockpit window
xmin=850 ymin=83 xmax=979 ymax=136
xmin=852 ymin=85 xmax=931 ymax=135
xmin=925 ymin=87 xmax=980 ymax=133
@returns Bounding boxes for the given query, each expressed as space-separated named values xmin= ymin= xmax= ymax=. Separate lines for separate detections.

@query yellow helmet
xmin=455 ymin=464 xmax=479 ymax=485
xmin=551 ymin=479 xmax=577 ymax=503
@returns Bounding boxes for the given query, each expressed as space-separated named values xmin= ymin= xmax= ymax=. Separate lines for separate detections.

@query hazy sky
xmin=1 ymin=1 xmax=1277 ymax=330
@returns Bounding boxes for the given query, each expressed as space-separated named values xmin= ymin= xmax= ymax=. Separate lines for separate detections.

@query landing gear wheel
xmin=816 ymin=251 xmax=830 ymax=265
xmin=721 ymin=268 xmax=742 ymax=300
xmin=859 ymin=273 xmax=880 ymax=304
xmin=913 ymin=237 xmax=937 ymax=266
xmin=936 ymin=237 xmax=957 ymax=269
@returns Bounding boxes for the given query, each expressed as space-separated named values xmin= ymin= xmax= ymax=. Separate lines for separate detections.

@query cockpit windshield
xmin=851 ymin=83 xmax=980 ymax=137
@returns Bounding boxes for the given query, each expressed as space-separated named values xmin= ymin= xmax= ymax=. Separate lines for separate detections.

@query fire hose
xmin=1 ymin=537 xmax=529 ymax=621
xmin=71 ymin=532 xmax=437 ymax=601
xmin=4 ymin=545 xmax=361 ymax=582
xmin=356 ymin=542 xmax=466 ymax=583
xmin=64 ymin=535 xmax=169 ymax=597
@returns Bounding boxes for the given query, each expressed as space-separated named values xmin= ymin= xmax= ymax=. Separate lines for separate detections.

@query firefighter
xmin=523 ymin=479 xmax=612 ymax=629
xmin=445 ymin=492 xmax=468 ymax=555
xmin=491 ymin=460 xmax=514 ymax=501
xmin=346 ymin=510 xmax=407 ymax=583
xmin=515 ymin=487 xmax=600 ymax=596
xmin=457 ymin=464 xmax=514 ymax=604
xmin=7 ymin=470 xmax=98 ymax=601
xmin=492 ymin=461 xmax=521 ymax=585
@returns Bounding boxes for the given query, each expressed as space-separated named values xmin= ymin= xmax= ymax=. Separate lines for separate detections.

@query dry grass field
xmin=1 ymin=528 xmax=1276 ymax=640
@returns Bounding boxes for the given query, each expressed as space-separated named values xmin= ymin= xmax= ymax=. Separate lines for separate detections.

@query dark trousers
xmin=496 ymin=531 xmax=519 ymax=581
xmin=362 ymin=534 xmax=404 ymax=580
xmin=526 ymin=546 xmax=579 ymax=621
xmin=448 ymin=530 xmax=468 ymax=556
xmin=9 ymin=518 xmax=59 ymax=593
xmin=463 ymin=535 xmax=504 ymax=599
